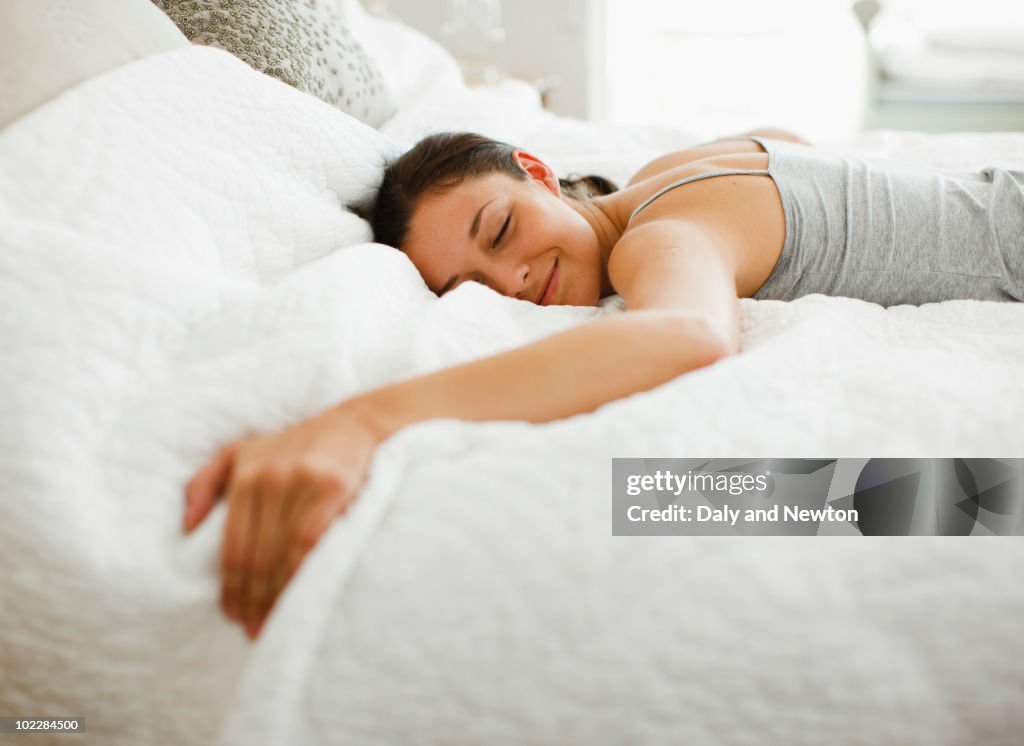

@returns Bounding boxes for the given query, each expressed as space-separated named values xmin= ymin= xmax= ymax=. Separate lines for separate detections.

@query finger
xmin=184 ymin=444 xmax=236 ymax=532
xmin=278 ymin=492 xmax=347 ymax=602
xmin=220 ymin=478 xmax=255 ymax=623
xmin=260 ymin=483 xmax=316 ymax=629
xmin=242 ymin=478 xmax=285 ymax=634
xmin=236 ymin=482 xmax=266 ymax=638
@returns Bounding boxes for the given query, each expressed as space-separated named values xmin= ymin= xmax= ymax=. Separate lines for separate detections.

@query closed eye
xmin=492 ymin=214 xmax=511 ymax=249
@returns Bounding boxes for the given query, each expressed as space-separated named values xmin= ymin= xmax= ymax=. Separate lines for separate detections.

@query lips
xmin=537 ymin=258 xmax=559 ymax=306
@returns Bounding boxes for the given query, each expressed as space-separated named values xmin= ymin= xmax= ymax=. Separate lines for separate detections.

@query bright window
xmin=599 ymin=0 xmax=871 ymax=141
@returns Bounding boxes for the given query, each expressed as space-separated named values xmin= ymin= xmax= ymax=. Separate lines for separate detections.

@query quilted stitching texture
xmin=0 ymin=45 xmax=411 ymax=745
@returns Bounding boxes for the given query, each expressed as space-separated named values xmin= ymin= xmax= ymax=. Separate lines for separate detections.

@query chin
xmin=569 ymin=289 xmax=602 ymax=308
xmin=554 ymin=257 xmax=602 ymax=307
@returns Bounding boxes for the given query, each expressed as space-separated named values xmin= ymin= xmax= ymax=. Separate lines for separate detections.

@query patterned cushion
xmin=152 ymin=0 xmax=395 ymax=127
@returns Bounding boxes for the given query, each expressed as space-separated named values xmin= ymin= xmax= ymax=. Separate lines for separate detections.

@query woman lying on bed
xmin=184 ymin=127 xmax=1024 ymax=638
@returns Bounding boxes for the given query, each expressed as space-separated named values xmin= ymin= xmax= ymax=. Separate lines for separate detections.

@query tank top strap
xmin=628 ymin=168 xmax=770 ymax=223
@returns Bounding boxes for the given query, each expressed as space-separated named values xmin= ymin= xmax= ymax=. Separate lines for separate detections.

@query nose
xmin=496 ymin=256 xmax=531 ymax=300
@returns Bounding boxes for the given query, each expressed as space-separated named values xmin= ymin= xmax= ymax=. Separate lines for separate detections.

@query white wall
xmin=375 ymin=0 xmax=871 ymax=138
xmin=602 ymin=0 xmax=871 ymax=140
xmin=376 ymin=0 xmax=602 ymax=118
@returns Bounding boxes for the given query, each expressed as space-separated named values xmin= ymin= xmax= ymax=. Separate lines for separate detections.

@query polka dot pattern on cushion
xmin=152 ymin=0 xmax=395 ymax=126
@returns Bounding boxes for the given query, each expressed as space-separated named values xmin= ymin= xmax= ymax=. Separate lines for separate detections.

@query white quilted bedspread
xmin=1 ymin=45 xmax=1023 ymax=746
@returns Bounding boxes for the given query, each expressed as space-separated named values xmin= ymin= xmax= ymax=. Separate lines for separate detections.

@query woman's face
xmin=402 ymin=152 xmax=606 ymax=306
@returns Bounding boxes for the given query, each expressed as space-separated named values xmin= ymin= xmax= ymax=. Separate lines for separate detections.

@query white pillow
xmin=153 ymin=0 xmax=397 ymax=127
xmin=340 ymin=0 xmax=467 ymax=112
xmin=0 ymin=0 xmax=188 ymax=129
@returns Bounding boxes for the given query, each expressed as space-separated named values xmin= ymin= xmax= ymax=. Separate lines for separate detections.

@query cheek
xmin=543 ymin=202 xmax=590 ymax=247
xmin=516 ymin=205 xmax=561 ymax=252
xmin=526 ymin=199 xmax=597 ymax=271
xmin=556 ymin=221 xmax=603 ymax=303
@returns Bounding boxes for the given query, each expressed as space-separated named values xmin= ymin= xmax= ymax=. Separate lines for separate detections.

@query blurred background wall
xmin=373 ymin=0 xmax=1024 ymax=140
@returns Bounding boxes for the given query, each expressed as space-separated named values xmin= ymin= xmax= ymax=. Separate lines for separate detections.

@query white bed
xmin=1 ymin=4 xmax=1023 ymax=746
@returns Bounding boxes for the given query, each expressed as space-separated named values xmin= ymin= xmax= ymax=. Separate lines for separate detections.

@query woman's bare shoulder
xmin=614 ymin=159 xmax=787 ymax=299
xmin=627 ymin=138 xmax=768 ymax=186
xmin=627 ymin=127 xmax=811 ymax=186
xmin=596 ymin=147 xmax=770 ymax=238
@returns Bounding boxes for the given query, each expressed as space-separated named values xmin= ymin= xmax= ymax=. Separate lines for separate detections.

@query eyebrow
xmin=469 ymin=199 xmax=494 ymax=239
xmin=437 ymin=198 xmax=495 ymax=295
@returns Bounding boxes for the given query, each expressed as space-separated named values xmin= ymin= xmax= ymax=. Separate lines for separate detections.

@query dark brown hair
xmin=367 ymin=131 xmax=618 ymax=250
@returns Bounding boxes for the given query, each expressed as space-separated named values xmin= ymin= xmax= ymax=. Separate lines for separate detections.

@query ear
xmin=513 ymin=150 xmax=561 ymax=197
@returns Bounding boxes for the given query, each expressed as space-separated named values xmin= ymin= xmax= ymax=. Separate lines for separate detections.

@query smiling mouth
xmin=537 ymin=258 xmax=559 ymax=306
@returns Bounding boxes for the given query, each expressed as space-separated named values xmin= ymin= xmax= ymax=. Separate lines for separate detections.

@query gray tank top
xmin=628 ymin=136 xmax=1024 ymax=306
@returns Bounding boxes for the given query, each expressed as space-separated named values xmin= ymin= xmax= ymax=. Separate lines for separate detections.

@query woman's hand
xmin=183 ymin=402 xmax=382 ymax=640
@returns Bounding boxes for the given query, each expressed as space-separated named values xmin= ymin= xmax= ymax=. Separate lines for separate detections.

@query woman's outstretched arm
xmin=184 ymin=221 xmax=739 ymax=639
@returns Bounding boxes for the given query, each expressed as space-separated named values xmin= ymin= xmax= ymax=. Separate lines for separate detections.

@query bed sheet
xmin=0 ymin=36 xmax=1022 ymax=746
